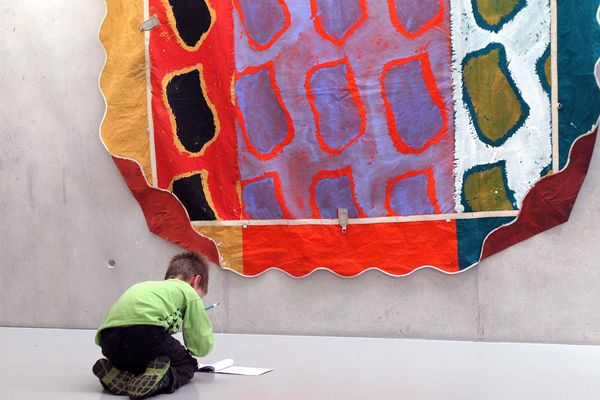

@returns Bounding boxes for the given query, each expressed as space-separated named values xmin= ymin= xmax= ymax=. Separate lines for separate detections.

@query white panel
xmin=451 ymin=0 xmax=552 ymax=212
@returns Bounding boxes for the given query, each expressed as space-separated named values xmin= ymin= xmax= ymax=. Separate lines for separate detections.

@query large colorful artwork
xmin=100 ymin=0 xmax=599 ymax=276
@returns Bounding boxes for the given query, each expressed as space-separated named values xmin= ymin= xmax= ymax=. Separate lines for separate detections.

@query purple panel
xmin=243 ymin=177 xmax=284 ymax=219
xmin=393 ymin=0 xmax=440 ymax=34
xmin=389 ymin=174 xmax=435 ymax=216
xmin=310 ymin=63 xmax=362 ymax=151
xmin=384 ymin=59 xmax=443 ymax=150
xmin=315 ymin=0 xmax=363 ymax=41
xmin=315 ymin=176 xmax=359 ymax=218
xmin=237 ymin=0 xmax=287 ymax=47
xmin=235 ymin=68 xmax=289 ymax=155
xmin=234 ymin=0 xmax=455 ymax=218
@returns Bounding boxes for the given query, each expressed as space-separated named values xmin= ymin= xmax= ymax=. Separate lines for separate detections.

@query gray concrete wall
xmin=1 ymin=0 xmax=599 ymax=345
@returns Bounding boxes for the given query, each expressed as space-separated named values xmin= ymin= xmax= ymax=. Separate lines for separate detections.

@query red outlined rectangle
xmin=149 ymin=0 xmax=241 ymax=219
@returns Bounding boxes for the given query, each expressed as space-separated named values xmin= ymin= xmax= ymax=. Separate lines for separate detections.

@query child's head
xmin=165 ymin=252 xmax=210 ymax=297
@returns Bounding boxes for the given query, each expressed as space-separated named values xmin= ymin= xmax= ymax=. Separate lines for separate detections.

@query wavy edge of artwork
xmin=98 ymin=0 xmax=600 ymax=278
xmin=101 ymin=122 xmax=597 ymax=279
xmin=98 ymin=0 xmax=221 ymax=265
xmin=478 ymin=124 xmax=599 ymax=264
xmin=223 ymin=122 xmax=598 ymax=279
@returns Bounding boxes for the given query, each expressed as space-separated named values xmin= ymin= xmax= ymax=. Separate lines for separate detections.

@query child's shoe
xmin=92 ymin=358 xmax=135 ymax=395
xmin=127 ymin=356 xmax=172 ymax=399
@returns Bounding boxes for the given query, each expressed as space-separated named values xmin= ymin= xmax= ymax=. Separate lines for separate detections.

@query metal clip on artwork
xmin=337 ymin=208 xmax=349 ymax=234
xmin=140 ymin=16 xmax=160 ymax=31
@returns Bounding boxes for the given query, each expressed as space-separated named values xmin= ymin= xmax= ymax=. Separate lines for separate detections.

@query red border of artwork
xmin=481 ymin=129 xmax=598 ymax=261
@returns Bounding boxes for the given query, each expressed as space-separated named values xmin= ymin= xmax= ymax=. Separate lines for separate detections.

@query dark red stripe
xmin=482 ymin=128 xmax=598 ymax=260
xmin=112 ymin=156 xmax=219 ymax=263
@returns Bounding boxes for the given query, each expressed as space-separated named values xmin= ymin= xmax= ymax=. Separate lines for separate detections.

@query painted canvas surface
xmin=100 ymin=0 xmax=599 ymax=276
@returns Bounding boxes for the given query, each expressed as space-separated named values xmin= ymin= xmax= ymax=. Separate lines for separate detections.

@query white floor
xmin=1 ymin=327 xmax=600 ymax=399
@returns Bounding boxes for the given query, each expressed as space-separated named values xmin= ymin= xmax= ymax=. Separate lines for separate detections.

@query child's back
xmin=92 ymin=252 xmax=214 ymax=399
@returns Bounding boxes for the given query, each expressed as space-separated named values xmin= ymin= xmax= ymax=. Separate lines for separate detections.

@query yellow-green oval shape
xmin=462 ymin=162 xmax=516 ymax=212
xmin=463 ymin=44 xmax=528 ymax=146
xmin=543 ymin=55 xmax=551 ymax=89
xmin=473 ymin=0 xmax=524 ymax=29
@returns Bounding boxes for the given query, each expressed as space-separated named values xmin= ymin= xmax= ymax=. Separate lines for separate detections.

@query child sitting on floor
xmin=92 ymin=252 xmax=214 ymax=399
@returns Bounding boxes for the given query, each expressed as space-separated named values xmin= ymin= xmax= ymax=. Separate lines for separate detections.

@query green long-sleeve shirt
xmin=95 ymin=279 xmax=214 ymax=357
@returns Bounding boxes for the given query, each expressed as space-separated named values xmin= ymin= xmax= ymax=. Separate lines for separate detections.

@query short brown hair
xmin=165 ymin=252 xmax=210 ymax=292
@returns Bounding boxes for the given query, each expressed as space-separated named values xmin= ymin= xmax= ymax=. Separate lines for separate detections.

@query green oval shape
xmin=535 ymin=46 xmax=552 ymax=95
xmin=462 ymin=43 xmax=529 ymax=146
xmin=544 ymin=56 xmax=551 ymax=88
xmin=462 ymin=161 xmax=517 ymax=212
xmin=472 ymin=0 xmax=526 ymax=31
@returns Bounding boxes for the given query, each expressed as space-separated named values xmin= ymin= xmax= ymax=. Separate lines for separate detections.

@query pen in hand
xmin=205 ymin=302 xmax=220 ymax=311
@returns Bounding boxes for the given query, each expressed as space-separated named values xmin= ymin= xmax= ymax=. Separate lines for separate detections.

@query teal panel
xmin=456 ymin=217 xmax=516 ymax=270
xmin=558 ymin=1 xmax=600 ymax=168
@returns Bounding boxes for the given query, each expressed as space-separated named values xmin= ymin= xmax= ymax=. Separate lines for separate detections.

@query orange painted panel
xmin=242 ymin=221 xmax=459 ymax=277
